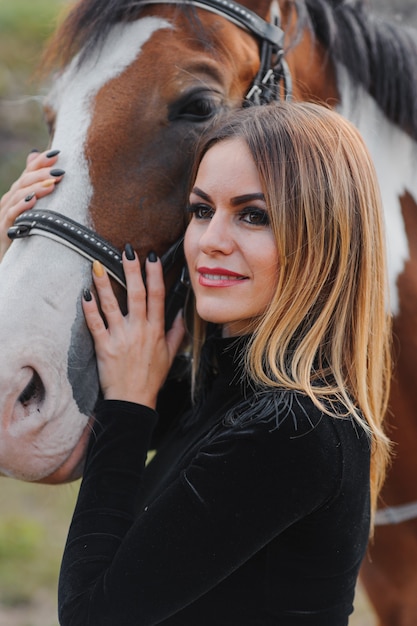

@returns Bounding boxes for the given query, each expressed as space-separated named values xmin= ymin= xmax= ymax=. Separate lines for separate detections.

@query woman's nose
xmin=199 ymin=213 xmax=234 ymax=255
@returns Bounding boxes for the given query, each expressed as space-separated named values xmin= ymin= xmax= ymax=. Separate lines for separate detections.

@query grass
xmin=0 ymin=479 xmax=79 ymax=610
xmin=0 ymin=1 xmax=68 ymax=196
xmin=0 ymin=0 xmax=68 ymax=68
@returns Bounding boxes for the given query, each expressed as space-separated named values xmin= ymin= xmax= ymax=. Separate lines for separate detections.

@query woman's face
xmin=184 ymin=138 xmax=279 ymax=337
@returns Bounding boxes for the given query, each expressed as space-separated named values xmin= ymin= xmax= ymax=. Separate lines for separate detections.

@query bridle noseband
xmin=8 ymin=209 xmax=183 ymax=290
xmin=8 ymin=0 xmax=291 ymax=324
xmin=8 ymin=209 xmax=186 ymax=329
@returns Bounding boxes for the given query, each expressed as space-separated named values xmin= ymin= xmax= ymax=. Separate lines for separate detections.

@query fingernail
xmin=24 ymin=192 xmax=36 ymax=202
xmin=49 ymin=168 xmax=65 ymax=177
xmin=30 ymin=148 xmax=39 ymax=154
xmin=93 ymin=260 xmax=105 ymax=277
xmin=83 ymin=288 xmax=92 ymax=301
xmin=46 ymin=149 xmax=60 ymax=158
xmin=41 ymin=179 xmax=56 ymax=188
xmin=124 ymin=243 xmax=136 ymax=260
xmin=147 ymin=251 xmax=158 ymax=263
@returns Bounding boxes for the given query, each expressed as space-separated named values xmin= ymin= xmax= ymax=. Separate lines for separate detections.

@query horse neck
xmin=282 ymin=16 xmax=339 ymax=103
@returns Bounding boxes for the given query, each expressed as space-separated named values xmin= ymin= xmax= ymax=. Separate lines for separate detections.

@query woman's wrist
xmin=102 ymin=389 xmax=157 ymax=410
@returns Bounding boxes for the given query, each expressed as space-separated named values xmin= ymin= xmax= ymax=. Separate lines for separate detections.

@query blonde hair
xmin=187 ymin=101 xmax=392 ymax=521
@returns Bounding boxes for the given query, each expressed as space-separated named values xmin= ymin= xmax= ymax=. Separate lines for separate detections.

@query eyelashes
xmin=240 ymin=208 xmax=270 ymax=226
xmin=186 ymin=203 xmax=214 ymax=219
xmin=187 ymin=203 xmax=270 ymax=226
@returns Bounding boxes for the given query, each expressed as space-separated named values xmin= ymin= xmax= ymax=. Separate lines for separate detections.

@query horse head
xmin=0 ymin=0 xmax=299 ymax=482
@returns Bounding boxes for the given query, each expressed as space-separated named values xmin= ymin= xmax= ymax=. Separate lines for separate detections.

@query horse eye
xmin=180 ymin=98 xmax=217 ymax=119
xmin=169 ymin=91 xmax=222 ymax=122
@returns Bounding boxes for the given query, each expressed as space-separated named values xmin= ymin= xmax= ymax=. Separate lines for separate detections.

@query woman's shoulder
xmin=223 ymin=388 xmax=370 ymax=464
xmin=214 ymin=389 xmax=370 ymax=507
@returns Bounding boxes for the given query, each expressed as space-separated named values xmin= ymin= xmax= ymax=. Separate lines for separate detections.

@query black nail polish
xmin=46 ymin=149 xmax=61 ymax=158
xmin=124 ymin=243 xmax=136 ymax=260
xmin=24 ymin=192 xmax=36 ymax=202
xmin=30 ymin=148 xmax=39 ymax=154
xmin=148 ymin=251 xmax=158 ymax=263
xmin=50 ymin=168 xmax=65 ymax=177
xmin=83 ymin=288 xmax=92 ymax=302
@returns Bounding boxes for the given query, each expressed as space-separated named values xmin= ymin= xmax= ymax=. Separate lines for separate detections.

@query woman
xmin=0 ymin=102 xmax=391 ymax=625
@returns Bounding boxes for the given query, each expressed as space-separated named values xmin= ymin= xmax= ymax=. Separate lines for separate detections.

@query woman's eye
xmin=240 ymin=209 xmax=270 ymax=226
xmin=187 ymin=204 xmax=214 ymax=220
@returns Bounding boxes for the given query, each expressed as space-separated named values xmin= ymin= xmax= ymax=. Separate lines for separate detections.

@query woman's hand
xmin=82 ymin=248 xmax=186 ymax=409
xmin=0 ymin=149 xmax=65 ymax=260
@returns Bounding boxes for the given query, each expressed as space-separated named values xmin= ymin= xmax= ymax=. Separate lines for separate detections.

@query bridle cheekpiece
xmin=141 ymin=0 xmax=292 ymax=104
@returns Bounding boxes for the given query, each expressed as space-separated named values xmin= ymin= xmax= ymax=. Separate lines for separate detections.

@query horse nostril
xmin=18 ymin=371 xmax=45 ymax=407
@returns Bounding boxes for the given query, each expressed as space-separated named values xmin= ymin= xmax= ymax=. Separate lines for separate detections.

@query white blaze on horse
xmin=1 ymin=0 xmax=417 ymax=623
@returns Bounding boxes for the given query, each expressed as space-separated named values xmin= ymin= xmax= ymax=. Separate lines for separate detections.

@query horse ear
xmin=269 ymin=0 xmax=282 ymax=26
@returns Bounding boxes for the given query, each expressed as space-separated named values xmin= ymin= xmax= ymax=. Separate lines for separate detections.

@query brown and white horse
xmin=1 ymin=0 xmax=417 ymax=623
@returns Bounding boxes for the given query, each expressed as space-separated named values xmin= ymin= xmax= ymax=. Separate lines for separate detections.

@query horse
xmin=1 ymin=0 xmax=417 ymax=623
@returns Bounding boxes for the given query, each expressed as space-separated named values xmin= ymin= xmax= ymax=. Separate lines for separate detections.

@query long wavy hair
xmin=186 ymin=101 xmax=392 ymax=519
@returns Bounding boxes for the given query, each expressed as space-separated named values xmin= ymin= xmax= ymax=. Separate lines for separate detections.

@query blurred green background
xmin=0 ymin=4 xmax=78 ymax=626
xmin=0 ymin=0 xmax=68 ymax=196
xmin=0 ymin=0 xmax=416 ymax=625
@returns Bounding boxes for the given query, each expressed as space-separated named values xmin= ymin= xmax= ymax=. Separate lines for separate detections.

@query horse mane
xmin=304 ymin=0 xmax=417 ymax=138
xmin=41 ymin=0 xmax=210 ymax=72
xmin=42 ymin=0 xmax=147 ymax=70
xmin=42 ymin=0 xmax=417 ymax=138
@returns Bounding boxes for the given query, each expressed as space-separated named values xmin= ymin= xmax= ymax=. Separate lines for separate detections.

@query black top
xmin=58 ymin=337 xmax=371 ymax=625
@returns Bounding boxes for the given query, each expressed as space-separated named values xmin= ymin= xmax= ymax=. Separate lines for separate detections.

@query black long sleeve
xmin=58 ymin=341 xmax=371 ymax=626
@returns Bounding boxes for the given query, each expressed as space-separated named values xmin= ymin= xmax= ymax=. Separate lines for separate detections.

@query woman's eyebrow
xmin=191 ymin=188 xmax=265 ymax=206
xmin=230 ymin=193 xmax=265 ymax=206
xmin=191 ymin=187 xmax=211 ymax=202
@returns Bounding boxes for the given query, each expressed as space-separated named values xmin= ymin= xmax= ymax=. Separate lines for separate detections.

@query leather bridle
xmin=8 ymin=0 xmax=291 ymax=325
xmin=7 ymin=209 xmax=186 ymax=328
xmin=140 ymin=0 xmax=292 ymax=105
xmin=8 ymin=209 xmax=183 ymax=289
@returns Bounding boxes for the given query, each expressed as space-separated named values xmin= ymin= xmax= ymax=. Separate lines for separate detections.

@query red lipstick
xmin=197 ymin=267 xmax=247 ymax=287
